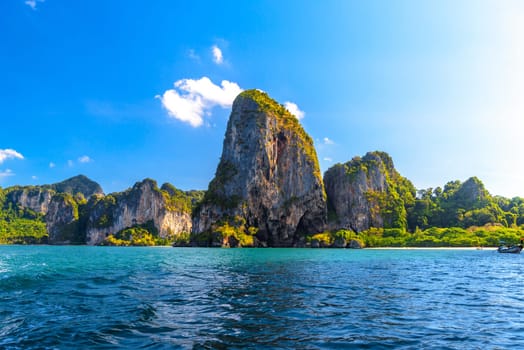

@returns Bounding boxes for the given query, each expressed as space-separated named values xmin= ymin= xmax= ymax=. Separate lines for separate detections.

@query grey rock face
xmin=193 ymin=90 xmax=327 ymax=247
xmin=324 ymin=152 xmax=389 ymax=232
xmin=348 ymin=239 xmax=363 ymax=249
xmin=45 ymin=194 xmax=80 ymax=244
xmin=4 ymin=175 xmax=103 ymax=216
xmin=324 ymin=151 xmax=415 ymax=232
xmin=6 ymin=188 xmax=54 ymax=214
xmin=86 ymin=179 xmax=192 ymax=245
xmin=332 ymin=237 xmax=347 ymax=248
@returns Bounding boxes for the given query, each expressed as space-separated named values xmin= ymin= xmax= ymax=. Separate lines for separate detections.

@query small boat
xmin=497 ymin=245 xmax=523 ymax=254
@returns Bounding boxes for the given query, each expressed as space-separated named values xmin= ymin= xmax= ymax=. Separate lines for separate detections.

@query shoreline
xmin=0 ymin=243 xmax=499 ymax=250
xmin=367 ymin=247 xmax=497 ymax=250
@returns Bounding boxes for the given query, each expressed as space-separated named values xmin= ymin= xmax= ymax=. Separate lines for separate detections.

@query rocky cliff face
xmin=45 ymin=193 xmax=82 ymax=244
xmin=324 ymin=151 xmax=415 ymax=232
xmin=193 ymin=89 xmax=327 ymax=247
xmin=4 ymin=175 xmax=103 ymax=216
xmin=6 ymin=188 xmax=54 ymax=214
xmin=2 ymin=175 xmax=192 ymax=245
xmin=85 ymin=179 xmax=192 ymax=245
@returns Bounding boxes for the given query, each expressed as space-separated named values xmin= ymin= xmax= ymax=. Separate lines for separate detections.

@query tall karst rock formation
xmin=193 ymin=90 xmax=327 ymax=247
xmin=324 ymin=151 xmax=416 ymax=232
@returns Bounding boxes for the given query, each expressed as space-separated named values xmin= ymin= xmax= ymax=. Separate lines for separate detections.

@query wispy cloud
xmin=284 ymin=102 xmax=305 ymax=120
xmin=0 ymin=149 xmax=24 ymax=164
xmin=323 ymin=137 xmax=334 ymax=145
xmin=212 ymin=45 xmax=223 ymax=64
xmin=32 ymin=175 xmax=38 ymax=180
xmin=67 ymin=160 xmax=74 ymax=167
xmin=49 ymin=162 xmax=56 ymax=168
xmin=0 ymin=169 xmax=15 ymax=180
xmin=25 ymin=0 xmax=44 ymax=10
xmin=188 ymin=49 xmax=200 ymax=61
xmin=78 ymin=155 xmax=92 ymax=163
xmin=159 ymin=76 xmax=243 ymax=127
xmin=323 ymin=157 xmax=333 ymax=162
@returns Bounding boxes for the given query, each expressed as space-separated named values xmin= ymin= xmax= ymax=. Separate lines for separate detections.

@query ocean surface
xmin=1 ymin=246 xmax=523 ymax=349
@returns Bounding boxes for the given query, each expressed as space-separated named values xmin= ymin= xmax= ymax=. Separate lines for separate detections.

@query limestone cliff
xmin=324 ymin=151 xmax=415 ymax=232
xmin=6 ymin=187 xmax=54 ymax=214
xmin=192 ymin=89 xmax=327 ymax=247
xmin=45 ymin=193 xmax=83 ymax=244
xmin=4 ymin=175 xmax=103 ymax=216
xmin=85 ymin=179 xmax=192 ymax=245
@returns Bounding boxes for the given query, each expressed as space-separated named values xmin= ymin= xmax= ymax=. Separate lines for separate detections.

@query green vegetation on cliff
xmin=48 ymin=175 xmax=103 ymax=198
xmin=101 ymin=221 xmax=178 ymax=246
xmin=46 ymin=192 xmax=87 ymax=244
xmin=191 ymin=215 xmax=258 ymax=247
xmin=161 ymin=183 xmax=197 ymax=213
xmin=407 ymin=177 xmax=520 ymax=230
xmin=0 ymin=177 xmax=196 ymax=245
xmin=0 ymin=187 xmax=48 ymax=243
xmin=326 ymin=151 xmax=416 ymax=231
xmin=324 ymin=151 xmax=524 ymax=247
xmin=200 ymin=160 xmax=240 ymax=209
xmin=0 ymin=217 xmax=48 ymax=244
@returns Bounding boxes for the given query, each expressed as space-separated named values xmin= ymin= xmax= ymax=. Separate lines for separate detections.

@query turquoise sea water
xmin=1 ymin=246 xmax=523 ymax=349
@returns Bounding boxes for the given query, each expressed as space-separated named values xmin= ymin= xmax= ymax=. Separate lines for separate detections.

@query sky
xmin=1 ymin=0 xmax=523 ymax=198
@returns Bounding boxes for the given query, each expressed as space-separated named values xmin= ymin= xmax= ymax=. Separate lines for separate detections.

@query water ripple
xmin=1 ymin=247 xmax=524 ymax=348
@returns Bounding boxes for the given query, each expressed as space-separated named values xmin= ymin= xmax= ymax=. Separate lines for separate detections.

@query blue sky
xmin=1 ymin=0 xmax=523 ymax=197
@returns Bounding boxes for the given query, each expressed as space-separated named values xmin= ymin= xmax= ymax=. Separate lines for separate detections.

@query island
xmin=1 ymin=90 xmax=523 ymax=248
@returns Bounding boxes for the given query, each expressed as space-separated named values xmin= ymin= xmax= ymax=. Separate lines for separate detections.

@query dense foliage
xmin=0 ymin=187 xmax=49 ymax=243
xmin=101 ymin=221 xmax=180 ymax=246
xmin=189 ymin=215 xmax=258 ymax=247
xmin=161 ymin=183 xmax=204 ymax=214
xmin=326 ymin=152 xmax=524 ymax=248
xmin=307 ymin=224 xmax=524 ymax=248
xmin=47 ymin=174 xmax=103 ymax=198
xmin=406 ymin=177 xmax=523 ymax=231
xmin=359 ymin=225 xmax=524 ymax=247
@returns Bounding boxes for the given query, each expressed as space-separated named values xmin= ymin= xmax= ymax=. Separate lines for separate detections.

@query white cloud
xmin=25 ymin=0 xmax=36 ymax=9
xmin=212 ymin=45 xmax=223 ymax=64
xmin=323 ymin=137 xmax=334 ymax=145
xmin=25 ymin=0 xmax=44 ymax=10
xmin=284 ymin=102 xmax=305 ymax=120
xmin=159 ymin=76 xmax=243 ymax=127
xmin=67 ymin=160 xmax=74 ymax=167
xmin=323 ymin=157 xmax=333 ymax=162
xmin=49 ymin=162 xmax=55 ymax=168
xmin=32 ymin=175 xmax=38 ymax=180
xmin=0 ymin=169 xmax=14 ymax=179
xmin=188 ymin=49 xmax=200 ymax=61
xmin=0 ymin=149 xmax=24 ymax=164
xmin=78 ymin=155 xmax=92 ymax=163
